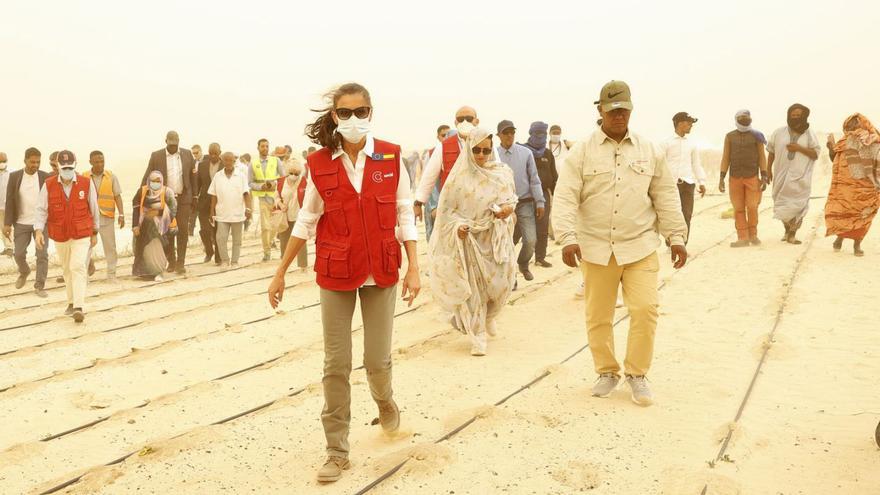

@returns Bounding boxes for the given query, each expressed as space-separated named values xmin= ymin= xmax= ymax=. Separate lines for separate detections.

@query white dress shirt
xmin=292 ymin=136 xmax=417 ymax=285
xmin=414 ymin=136 xmax=463 ymax=203
xmin=165 ymin=150 xmax=184 ymax=195
xmin=17 ymin=171 xmax=41 ymax=225
xmin=208 ymin=169 xmax=249 ymax=223
xmin=659 ymin=134 xmax=707 ymax=186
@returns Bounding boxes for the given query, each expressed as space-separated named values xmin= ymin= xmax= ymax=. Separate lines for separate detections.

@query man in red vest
xmin=34 ymin=151 xmax=100 ymax=323
xmin=413 ymin=106 xmax=480 ymax=221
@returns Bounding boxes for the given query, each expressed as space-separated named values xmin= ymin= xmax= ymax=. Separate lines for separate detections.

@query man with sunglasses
xmin=494 ymin=120 xmax=545 ymax=282
xmin=413 ymin=107 xmax=480 ymax=221
xmin=553 ymin=81 xmax=687 ymax=407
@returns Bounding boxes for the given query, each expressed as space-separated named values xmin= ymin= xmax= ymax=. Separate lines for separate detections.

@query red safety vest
xmin=308 ymin=139 xmax=402 ymax=291
xmin=46 ymin=175 xmax=94 ymax=242
xmin=438 ymin=135 xmax=461 ymax=190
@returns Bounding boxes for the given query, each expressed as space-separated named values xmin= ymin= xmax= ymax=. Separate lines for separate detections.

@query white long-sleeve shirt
xmin=659 ymin=134 xmax=707 ymax=185
xmin=414 ymin=136 xmax=463 ymax=203
xmin=34 ymin=175 xmax=100 ymax=233
xmin=292 ymin=134 xmax=417 ymax=249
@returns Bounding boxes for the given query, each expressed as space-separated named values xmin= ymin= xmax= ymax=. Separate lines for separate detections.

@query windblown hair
xmin=305 ymin=82 xmax=372 ymax=150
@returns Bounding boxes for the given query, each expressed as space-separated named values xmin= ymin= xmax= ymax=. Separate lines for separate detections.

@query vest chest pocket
xmin=382 ymin=237 xmax=402 ymax=273
xmin=313 ymin=165 xmax=339 ymax=190
xmin=376 ymin=194 xmax=398 ymax=230
xmin=324 ymin=201 xmax=349 ymax=236
xmin=315 ymin=241 xmax=350 ymax=279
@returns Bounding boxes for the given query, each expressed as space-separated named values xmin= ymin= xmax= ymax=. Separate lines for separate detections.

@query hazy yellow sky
xmin=2 ymin=0 xmax=877 ymax=174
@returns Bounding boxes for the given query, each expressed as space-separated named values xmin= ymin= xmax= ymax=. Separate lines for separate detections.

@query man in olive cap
xmin=553 ymin=80 xmax=688 ymax=406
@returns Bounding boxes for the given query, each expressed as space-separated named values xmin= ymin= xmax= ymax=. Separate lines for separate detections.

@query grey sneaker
xmin=626 ymin=375 xmax=654 ymax=406
xmin=591 ymin=373 xmax=620 ymax=398
xmin=377 ymin=399 xmax=400 ymax=432
xmin=316 ymin=456 xmax=350 ymax=483
xmin=34 ymin=288 xmax=48 ymax=298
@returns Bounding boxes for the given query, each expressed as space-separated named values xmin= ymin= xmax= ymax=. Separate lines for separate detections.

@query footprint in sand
xmin=550 ymin=460 xmax=601 ymax=490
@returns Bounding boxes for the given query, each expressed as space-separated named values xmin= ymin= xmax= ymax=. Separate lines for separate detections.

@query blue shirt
xmin=496 ymin=144 xmax=545 ymax=207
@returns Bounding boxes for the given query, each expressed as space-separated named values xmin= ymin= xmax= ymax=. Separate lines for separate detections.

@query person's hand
xmin=245 ymin=209 xmax=253 ymax=220
xmin=786 ymin=143 xmax=800 ymax=153
xmin=536 ymin=207 xmax=545 ymax=220
xmin=698 ymin=185 xmax=707 ymax=198
xmin=413 ymin=203 xmax=423 ymax=222
xmin=562 ymin=243 xmax=582 ymax=268
xmin=457 ymin=225 xmax=469 ymax=239
xmin=827 ymin=133 xmax=835 ymax=146
xmin=90 ymin=234 xmax=98 ymax=248
xmin=401 ymin=267 xmax=420 ymax=307
xmin=2 ymin=225 xmax=11 ymax=239
xmin=209 ymin=217 xmax=216 ymax=227
xmin=133 ymin=226 xmax=140 ymax=237
xmin=118 ymin=216 xmax=125 ymax=229
xmin=718 ymin=177 xmax=726 ymax=193
xmin=760 ymin=172 xmax=770 ymax=192
xmin=268 ymin=274 xmax=285 ymax=309
xmin=430 ymin=208 xmax=437 ymax=220
xmin=35 ymin=230 xmax=45 ymax=250
xmin=494 ymin=205 xmax=514 ymax=220
xmin=671 ymin=244 xmax=688 ymax=269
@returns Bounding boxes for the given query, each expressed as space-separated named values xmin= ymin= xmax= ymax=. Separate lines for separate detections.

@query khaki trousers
xmin=258 ymin=200 xmax=275 ymax=255
xmin=56 ymin=237 xmax=91 ymax=309
xmin=729 ymin=176 xmax=761 ymax=241
xmin=582 ymin=252 xmax=659 ymax=377
xmin=320 ymin=284 xmax=397 ymax=459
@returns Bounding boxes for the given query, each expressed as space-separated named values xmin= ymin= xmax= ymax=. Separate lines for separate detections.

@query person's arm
xmin=549 ymin=153 xmax=559 ymax=194
xmin=718 ymin=135 xmax=731 ymax=192
xmin=33 ymin=183 xmax=49 ymax=233
xmin=88 ymin=181 xmax=100 ymax=231
xmin=166 ymin=189 xmax=177 ymax=218
xmin=692 ymin=142 xmax=707 ymax=186
xmin=248 ymin=162 xmax=260 ymax=192
xmin=207 ymin=179 xmax=217 ymax=224
xmin=757 ymin=142 xmax=768 ymax=174
xmin=550 ymin=142 xmax=585 ymax=267
xmin=649 ymin=155 xmax=688 ymax=247
xmin=3 ymin=174 xmax=15 ymax=226
xmin=767 ymin=153 xmax=776 ymax=181
xmin=131 ymin=187 xmax=142 ymax=229
xmin=112 ymin=175 xmax=125 ymax=228
xmin=526 ymin=151 xmax=545 ymax=208
xmin=244 ymin=191 xmax=252 ymax=220
xmin=415 ymin=146 xmax=443 ymax=204
xmin=795 ymin=131 xmax=820 ymax=161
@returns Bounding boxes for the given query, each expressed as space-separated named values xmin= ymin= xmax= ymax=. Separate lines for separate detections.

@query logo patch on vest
xmin=371 ymin=153 xmax=395 ymax=161
xmin=78 ymin=190 xmax=85 ymax=200
xmin=371 ymin=171 xmax=384 ymax=183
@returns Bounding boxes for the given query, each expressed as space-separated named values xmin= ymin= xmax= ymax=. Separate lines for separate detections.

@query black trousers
xmin=198 ymin=203 xmax=219 ymax=261
xmin=165 ymin=202 xmax=191 ymax=268
xmin=535 ymin=189 xmax=552 ymax=261
xmin=677 ymin=181 xmax=695 ymax=244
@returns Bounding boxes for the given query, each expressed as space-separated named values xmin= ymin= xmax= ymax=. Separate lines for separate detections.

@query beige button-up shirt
xmin=552 ymin=128 xmax=687 ymax=266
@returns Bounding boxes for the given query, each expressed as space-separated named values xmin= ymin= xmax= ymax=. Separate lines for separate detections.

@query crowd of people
xmin=3 ymin=80 xmax=878 ymax=483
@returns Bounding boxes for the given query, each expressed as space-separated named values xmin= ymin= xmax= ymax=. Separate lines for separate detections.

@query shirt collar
xmin=166 ymin=149 xmax=180 ymax=158
xmin=597 ymin=128 xmax=634 ymax=145
xmin=331 ymin=135 xmax=375 ymax=161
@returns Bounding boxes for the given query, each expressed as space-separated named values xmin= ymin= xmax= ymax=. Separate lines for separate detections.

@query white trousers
xmin=56 ymin=237 xmax=91 ymax=309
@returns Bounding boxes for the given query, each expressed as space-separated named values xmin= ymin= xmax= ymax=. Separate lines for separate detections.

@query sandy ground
xmin=0 ymin=162 xmax=878 ymax=494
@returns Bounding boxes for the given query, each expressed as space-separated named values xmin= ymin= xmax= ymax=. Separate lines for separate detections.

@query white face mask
xmin=456 ymin=121 xmax=475 ymax=138
xmin=60 ymin=168 xmax=75 ymax=181
xmin=149 ymin=181 xmax=162 ymax=191
xmin=549 ymin=134 xmax=561 ymax=143
xmin=336 ymin=117 xmax=371 ymax=144
xmin=0 ymin=162 xmax=7 ymax=170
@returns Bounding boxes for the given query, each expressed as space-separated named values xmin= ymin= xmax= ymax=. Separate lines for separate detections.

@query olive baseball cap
xmin=594 ymin=80 xmax=633 ymax=112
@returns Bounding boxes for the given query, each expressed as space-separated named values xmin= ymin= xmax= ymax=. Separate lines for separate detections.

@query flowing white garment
xmin=769 ymin=127 xmax=820 ymax=222
xmin=429 ymin=128 xmax=518 ymax=342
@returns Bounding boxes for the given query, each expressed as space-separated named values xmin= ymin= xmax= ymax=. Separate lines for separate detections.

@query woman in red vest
xmin=268 ymin=82 xmax=420 ymax=483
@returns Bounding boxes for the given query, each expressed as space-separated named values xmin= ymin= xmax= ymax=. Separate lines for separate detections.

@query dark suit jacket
xmin=4 ymin=169 xmax=50 ymax=226
xmin=195 ymin=158 xmax=222 ymax=212
xmin=141 ymin=148 xmax=196 ymax=206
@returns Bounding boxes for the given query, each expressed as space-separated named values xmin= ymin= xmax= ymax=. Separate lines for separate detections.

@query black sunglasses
xmin=456 ymin=116 xmax=475 ymax=123
xmin=335 ymin=106 xmax=371 ymax=120
xmin=472 ymin=146 xmax=493 ymax=156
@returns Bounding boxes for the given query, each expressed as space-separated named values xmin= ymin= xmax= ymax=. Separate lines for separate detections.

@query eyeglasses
xmin=456 ymin=116 xmax=475 ymax=123
xmin=335 ymin=106 xmax=371 ymax=120
xmin=472 ymin=147 xmax=493 ymax=156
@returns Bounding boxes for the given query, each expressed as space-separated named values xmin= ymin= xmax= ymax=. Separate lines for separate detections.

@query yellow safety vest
xmin=83 ymin=170 xmax=116 ymax=218
xmin=251 ymin=156 xmax=280 ymax=198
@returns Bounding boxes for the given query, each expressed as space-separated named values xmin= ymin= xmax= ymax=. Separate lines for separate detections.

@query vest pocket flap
xmin=381 ymin=237 xmax=402 ymax=272
xmin=376 ymin=194 xmax=398 ymax=230
xmin=313 ymin=166 xmax=337 ymax=176
xmin=315 ymin=241 xmax=350 ymax=279
xmin=313 ymin=165 xmax=338 ymax=189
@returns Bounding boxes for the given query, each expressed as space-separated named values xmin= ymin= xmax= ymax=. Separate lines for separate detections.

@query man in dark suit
xmin=3 ymin=147 xmax=51 ymax=296
xmin=141 ymin=130 xmax=196 ymax=274
xmin=195 ymin=142 xmax=222 ymax=264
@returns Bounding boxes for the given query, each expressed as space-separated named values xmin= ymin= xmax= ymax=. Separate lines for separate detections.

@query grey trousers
xmin=91 ymin=215 xmax=118 ymax=276
xmin=215 ymin=221 xmax=243 ymax=264
xmin=320 ymin=285 xmax=397 ymax=458
xmin=13 ymin=223 xmax=48 ymax=289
